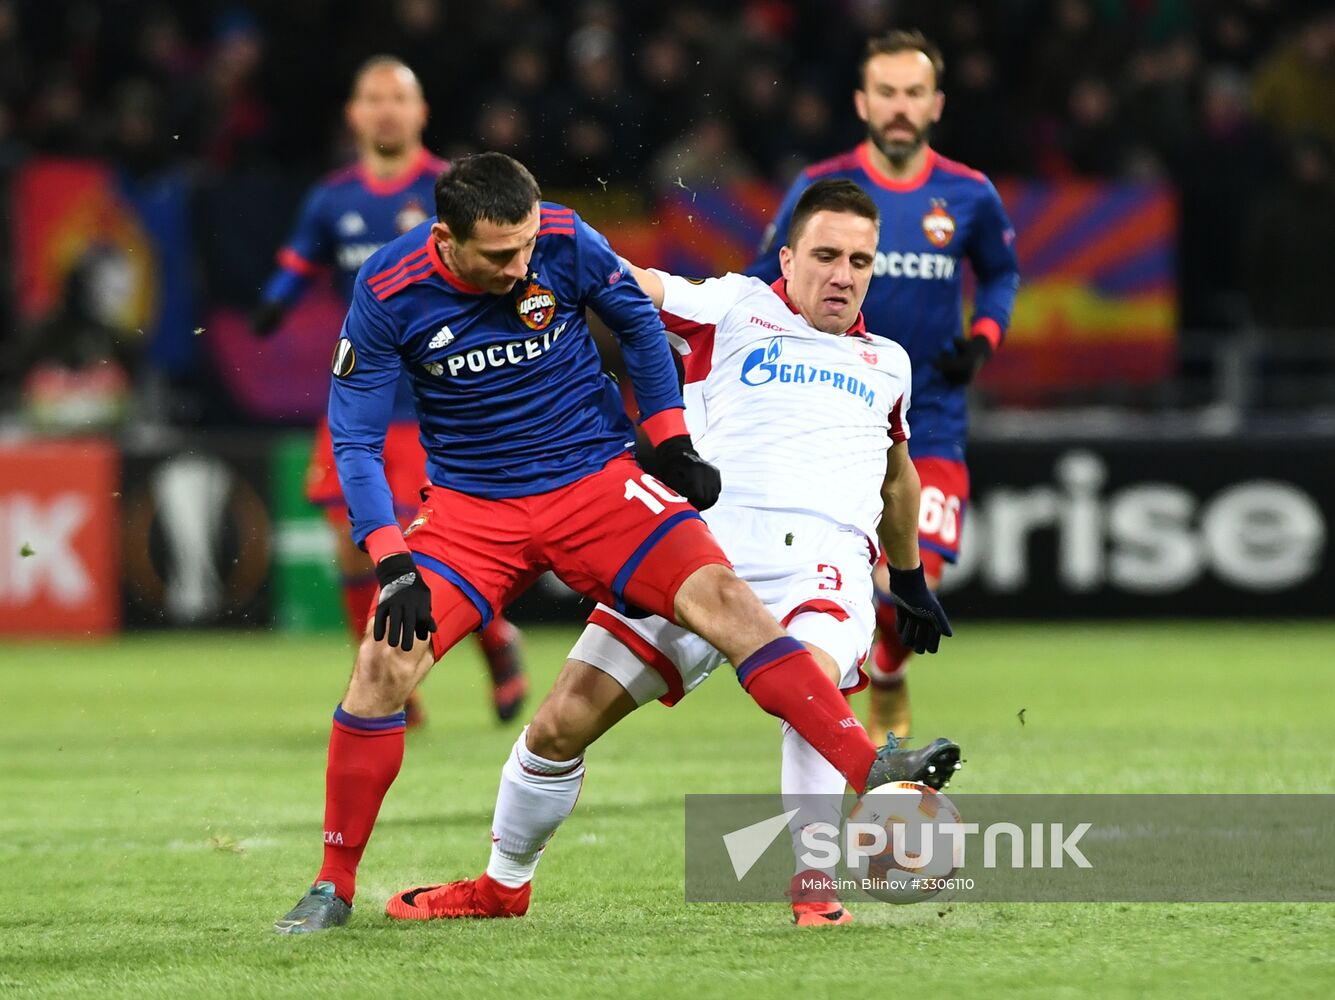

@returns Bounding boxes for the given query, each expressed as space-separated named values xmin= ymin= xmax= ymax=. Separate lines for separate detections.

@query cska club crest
xmin=516 ymin=279 xmax=557 ymax=330
xmin=922 ymin=199 xmax=956 ymax=248
xmin=396 ymin=197 xmax=429 ymax=234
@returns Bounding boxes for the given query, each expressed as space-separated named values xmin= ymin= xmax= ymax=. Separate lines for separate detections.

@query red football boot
xmin=385 ymin=873 xmax=531 ymax=920
xmin=789 ymin=869 xmax=854 ymax=927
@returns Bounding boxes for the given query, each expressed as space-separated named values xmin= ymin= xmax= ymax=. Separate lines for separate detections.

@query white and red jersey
xmin=655 ymin=271 xmax=911 ymax=543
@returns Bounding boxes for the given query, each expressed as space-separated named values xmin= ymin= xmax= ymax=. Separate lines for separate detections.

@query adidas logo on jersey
xmin=338 ymin=211 xmax=367 ymax=236
xmin=429 ymin=325 xmax=455 ymax=349
xmin=430 ymin=322 xmax=569 ymax=378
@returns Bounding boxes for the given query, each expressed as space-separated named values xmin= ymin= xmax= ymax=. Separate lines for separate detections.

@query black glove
xmin=933 ymin=335 xmax=992 ymax=386
xmin=652 ymin=435 xmax=722 ymax=511
xmin=887 ymin=563 xmax=953 ymax=654
xmin=251 ymin=300 xmax=286 ymax=338
xmin=373 ymin=552 xmax=436 ymax=652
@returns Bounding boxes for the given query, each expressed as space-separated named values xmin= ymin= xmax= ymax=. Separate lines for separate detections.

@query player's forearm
xmin=971 ymin=271 xmax=1019 ymax=347
xmin=613 ymin=308 xmax=689 ymax=443
xmin=260 ymin=266 xmax=311 ymax=311
xmin=879 ymin=456 xmax=922 ymax=571
xmin=628 ymin=264 xmax=665 ymax=309
xmin=363 ymin=524 xmax=409 ymax=563
xmin=333 ymin=448 xmax=402 ymax=555
xmin=328 ymin=373 xmax=401 ymax=554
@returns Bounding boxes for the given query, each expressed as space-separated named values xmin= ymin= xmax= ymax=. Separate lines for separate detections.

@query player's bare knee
xmin=352 ymin=637 xmax=419 ymax=703
xmin=525 ymin=700 xmax=588 ymax=762
xmin=706 ymin=568 xmax=766 ymax=624
xmin=675 ymin=564 xmax=773 ymax=642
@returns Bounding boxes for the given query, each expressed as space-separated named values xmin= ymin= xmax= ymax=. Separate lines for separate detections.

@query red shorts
xmin=914 ymin=457 xmax=969 ymax=569
xmin=403 ymin=455 xmax=730 ymax=660
xmin=306 ymin=417 xmax=428 ymax=523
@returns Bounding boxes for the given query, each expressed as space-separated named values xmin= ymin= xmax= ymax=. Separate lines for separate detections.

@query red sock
xmin=871 ymin=610 xmax=912 ymax=685
xmin=737 ymin=638 xmax=877 ymax=794
xmin=316 ymin=705 xmax=406 ymax=903
xmin=476 ymin=615 xmax=516 ymax=655
xmin=340 ymin=574 xmax=378 ymax=643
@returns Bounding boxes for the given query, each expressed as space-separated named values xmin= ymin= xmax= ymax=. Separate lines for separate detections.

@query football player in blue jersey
xmin=253 ymin=57 xmax=527 ymax=727
xmin=274 ymin=153 xmax=952 ymax=933
xmin=751 ymin=30 xmax=1020 ymax=741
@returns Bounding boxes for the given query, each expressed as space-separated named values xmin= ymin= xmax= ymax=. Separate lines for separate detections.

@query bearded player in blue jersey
xmin=274 ymin=152 xmax=957 ymax=933
xmin=253 ymin=57 xmax=526 ymax=727
xmin=751 ymin=30 xmax=1020 ymax=741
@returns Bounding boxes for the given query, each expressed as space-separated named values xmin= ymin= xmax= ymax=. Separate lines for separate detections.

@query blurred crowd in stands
xmin=1 ymin=0 xmax=1334 ymax=405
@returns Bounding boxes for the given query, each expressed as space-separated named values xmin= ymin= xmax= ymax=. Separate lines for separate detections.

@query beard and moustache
xmin=373 ymin=138 xmax=408 ymax=157
xmin=869 ymin=115 xmax=931 ymax=167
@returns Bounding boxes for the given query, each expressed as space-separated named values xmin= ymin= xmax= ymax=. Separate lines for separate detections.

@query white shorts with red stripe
xmin=569 ymin=505 xmax=875 ymax=707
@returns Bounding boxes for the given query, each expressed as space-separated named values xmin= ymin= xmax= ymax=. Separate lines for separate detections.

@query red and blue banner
xmin=595 ymin=178 xmax=1178 ymax=399
xmin=10 ymin=158 xmax=199 ymax=376
xmin=9 ymin=163 xmax=1176 ymax=410
xmin=985 ymin=180 xmax=1177 ymax=399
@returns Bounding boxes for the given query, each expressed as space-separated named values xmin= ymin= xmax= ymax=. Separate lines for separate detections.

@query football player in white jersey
xmin=384 ymin=179 xmax=958 ymax=927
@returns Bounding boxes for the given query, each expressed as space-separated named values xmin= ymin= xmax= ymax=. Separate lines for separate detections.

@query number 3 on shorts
xmin=624 ymin=474 xmax=688 ymax=514
xmin=816 ymin=563 xmax=843 ymax=591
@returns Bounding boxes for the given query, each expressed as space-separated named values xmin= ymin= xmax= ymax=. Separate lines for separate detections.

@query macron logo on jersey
xmin=739 ymin=337 xmax=877 ymax=407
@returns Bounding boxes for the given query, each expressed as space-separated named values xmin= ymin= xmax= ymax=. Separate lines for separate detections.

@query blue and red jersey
xmin=260 ymin=147 xmax=447 ymax=422
xmin=330 ymin=204 xmax=686 ymax=546
xmin=750 ymin=143 xmax=1019 ymax=461
xmin=263 ymin=147 xmax=446 ymax=304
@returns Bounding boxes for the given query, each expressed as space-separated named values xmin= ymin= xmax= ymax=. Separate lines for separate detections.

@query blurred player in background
xmin=381 ymin=178 xmax=959 ymax=929
xmin=751 ymin=30 xmax=1020 ymax=740
xmin=253 ymin=56 xmax=527 ymax=727
xmin=275 ymin=153 xmax=952 ymax=934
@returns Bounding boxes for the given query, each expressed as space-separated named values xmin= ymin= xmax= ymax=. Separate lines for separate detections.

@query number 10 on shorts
xmin=624 ymin=474 xmax=689 ymax=514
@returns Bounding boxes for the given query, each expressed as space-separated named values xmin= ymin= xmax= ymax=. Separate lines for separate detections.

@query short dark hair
xmin=434 ymin=153 xmax=541 ymax=242
xmin=860 ymin=30 xmax=944 ymax=89
xmin=787 ymin=178 xmax=880 ymax=248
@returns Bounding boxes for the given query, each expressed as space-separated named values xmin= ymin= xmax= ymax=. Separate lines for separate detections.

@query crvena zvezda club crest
xmin=922 ymin=199 xmax=956 ymax=248
xmin=516 ymin=280 xmax=557 ymax=330
xmin=860 ymin=347 xmax=878 ymax=365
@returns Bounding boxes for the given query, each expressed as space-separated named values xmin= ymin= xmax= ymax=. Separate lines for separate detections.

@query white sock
xmin=781 ymin=721 xmax=849 ymax=878
xmin=486 ymin=727 xmax=585 ymax=888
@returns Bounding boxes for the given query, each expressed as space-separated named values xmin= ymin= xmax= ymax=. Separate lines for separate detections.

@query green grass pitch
xmin=2 ymin=622 xmax=1333 ymax=999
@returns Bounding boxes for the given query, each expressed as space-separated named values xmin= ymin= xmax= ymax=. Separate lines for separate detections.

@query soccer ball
xmin=844 ymin=781 xmax=964 ymax=904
